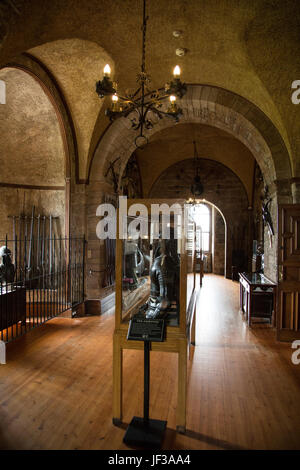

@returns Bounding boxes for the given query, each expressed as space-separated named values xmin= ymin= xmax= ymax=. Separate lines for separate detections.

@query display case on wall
xmin=113 ymin=199 xmax=197 ymax=433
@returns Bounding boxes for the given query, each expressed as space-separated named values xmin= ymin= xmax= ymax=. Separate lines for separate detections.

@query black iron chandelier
xmin=186 ymin=141 xmax=204 ymax=204
xmin=95 ymin=0 xmax=187 ymax=148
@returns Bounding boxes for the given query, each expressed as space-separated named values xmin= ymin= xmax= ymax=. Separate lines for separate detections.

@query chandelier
xmin=95 ymin=0 xmax=187 ymax=148
xmin=186 ymin=141 xmax=204 ymax=204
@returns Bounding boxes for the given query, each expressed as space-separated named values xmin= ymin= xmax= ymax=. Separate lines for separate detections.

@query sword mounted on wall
xmin=261 ymin=185 xmax=274 ymax=247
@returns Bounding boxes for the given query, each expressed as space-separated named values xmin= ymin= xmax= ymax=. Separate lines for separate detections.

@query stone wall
xmin=70 ymin=182 xmax=86 ymax=238
xmin=85 ymin=180 xmax=116 ymax=300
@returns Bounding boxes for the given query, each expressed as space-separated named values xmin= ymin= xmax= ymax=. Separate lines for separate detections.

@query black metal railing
xmin=0 ymin=236 xmax=85 ymax=343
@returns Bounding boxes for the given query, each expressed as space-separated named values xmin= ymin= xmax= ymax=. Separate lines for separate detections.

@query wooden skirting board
xmin=85 ymin=293 xmax=116 ymax=315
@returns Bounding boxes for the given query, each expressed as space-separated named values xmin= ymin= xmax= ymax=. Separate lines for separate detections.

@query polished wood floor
xmin=0 ymin=274 xmax=300 ymax=450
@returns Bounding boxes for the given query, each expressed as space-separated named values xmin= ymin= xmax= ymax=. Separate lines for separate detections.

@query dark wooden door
xmin=278 ymin=205 xmax=300 ymax=341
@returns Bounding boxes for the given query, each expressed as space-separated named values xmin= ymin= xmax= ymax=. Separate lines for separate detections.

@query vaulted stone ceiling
xmin=0 ymin=0 xmax=299 ymax=180
xmin=135 ymin=123 xmax=255 ymax=201
xmin=0 ymin=67 xmax=65 ymax=186
xmin=28 ymin=39 xmax=114 ymax=179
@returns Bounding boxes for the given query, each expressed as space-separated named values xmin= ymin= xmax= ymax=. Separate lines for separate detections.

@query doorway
xmin=192 ymin=202 xmax=226 ymax=277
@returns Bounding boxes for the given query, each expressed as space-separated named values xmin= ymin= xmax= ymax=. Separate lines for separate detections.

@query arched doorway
xmin=192 ymin=201 xmax=227 ymax=277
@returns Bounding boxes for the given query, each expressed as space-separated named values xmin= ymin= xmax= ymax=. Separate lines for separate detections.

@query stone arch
xmin=89 ymin=84 xmax=292 ymax=200
xmin=149 ymin=157 xmax=250 ymax=278
xmin=2 ymin=53 xmax=78 ymax=182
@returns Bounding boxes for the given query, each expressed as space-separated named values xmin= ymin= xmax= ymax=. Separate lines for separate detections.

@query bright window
xmin=193 ymin=204 xmax=210 ymax=252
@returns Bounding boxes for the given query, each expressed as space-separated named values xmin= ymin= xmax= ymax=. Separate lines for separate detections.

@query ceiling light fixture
xmin=186 ymin=141 xmax=204 ymax=204
xmin=95 ymin=0 xmax=187 ymax=148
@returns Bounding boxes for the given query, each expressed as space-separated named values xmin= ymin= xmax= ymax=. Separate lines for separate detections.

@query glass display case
xmin=113 ymin=199 xmax=197 ymax=433
xmin=121 ymin=237 xmax=150 ymax=317
xmin=120 ymin=215 xmax=181 ymax=327
xmin=239 ymin=271 xmax=276 ymax=327
xmin=116 ymin=206 xmax=191 ymax=330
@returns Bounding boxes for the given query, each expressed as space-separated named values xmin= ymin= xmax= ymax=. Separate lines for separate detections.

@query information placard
xmin=127 ymin=317 xmax=165 ymax=342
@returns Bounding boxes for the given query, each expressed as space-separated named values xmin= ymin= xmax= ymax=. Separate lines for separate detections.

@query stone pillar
xmin=291 ymin=179 xmax=300 ymax=203
xmin=85 ymin=179 xmax=115 ymax=300
xmin=70 ymin=180 xmax=86 ymax=237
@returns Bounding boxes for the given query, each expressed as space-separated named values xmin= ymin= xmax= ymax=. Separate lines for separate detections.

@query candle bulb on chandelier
xmin=111 ymin=93 xmax=119 ymax=111
xmin=168 ymin=95 xmax=177 ymax=113
xmin=103 ymin=64 xmax=111 ymax=77
xmin=173 ymin=65 xmax=181 ymax=78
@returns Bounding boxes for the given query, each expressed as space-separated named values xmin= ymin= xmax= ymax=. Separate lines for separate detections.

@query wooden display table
xmin=239 ymin=272 xmax=276 ymax=327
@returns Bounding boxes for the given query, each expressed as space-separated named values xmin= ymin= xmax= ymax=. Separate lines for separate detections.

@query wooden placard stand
xmin=112 ymin=199 xmax=188 ymax=434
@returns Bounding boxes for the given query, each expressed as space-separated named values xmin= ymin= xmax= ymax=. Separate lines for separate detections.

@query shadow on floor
xmin=163 ymin=427 xmax=248 ymax=450
xmin=0 ymin=428 xmax=21 ymax=450
xmin=114 ymin=421 xmax=248 ymax=450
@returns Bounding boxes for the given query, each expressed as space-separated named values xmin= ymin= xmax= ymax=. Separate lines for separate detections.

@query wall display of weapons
xmin=0 ymin=233 xmax=85 ymax=344
xmin=7 ymin=205 xmax=61 ymax=282
xmin=103 ymin=237 xmax=116 ymax=287
xmin=102 ymin=195 xmax=117 ymax=288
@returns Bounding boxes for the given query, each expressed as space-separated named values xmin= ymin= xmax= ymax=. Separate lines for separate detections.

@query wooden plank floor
xmin=0 ymin=274 xmax=300 ymax=450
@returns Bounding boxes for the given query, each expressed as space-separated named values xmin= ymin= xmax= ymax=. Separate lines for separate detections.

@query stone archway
xmin=89 ymin=84 xmax=292 ymax=200
xmin=87 ymin=84 xmax=293 ymax=297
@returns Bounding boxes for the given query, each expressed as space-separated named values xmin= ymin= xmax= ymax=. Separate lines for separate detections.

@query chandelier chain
xmin=95 ymin=0 xmax=187 ymax=148
xmin=141 ymin=0 xmax=147 ymax=74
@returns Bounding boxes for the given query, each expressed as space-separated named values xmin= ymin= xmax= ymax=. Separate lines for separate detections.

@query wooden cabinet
xmin=0 ymin=287 xmax=26 ymax=332
xmin=277 ymin=204 xmax=300 ymax=341
xmin=239 ymin=272 xmax=276 ymax=327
